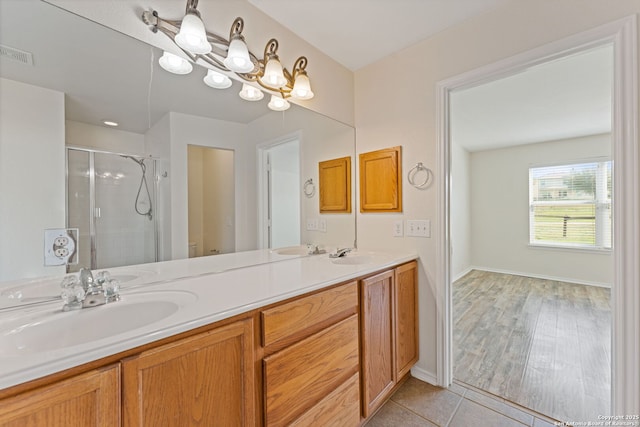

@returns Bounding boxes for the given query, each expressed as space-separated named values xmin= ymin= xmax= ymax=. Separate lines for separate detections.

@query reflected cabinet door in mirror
xmin=319 ymin=156 xmax=352 ymax=213
xmin=359 ymin=146 xmax=402 ymax=213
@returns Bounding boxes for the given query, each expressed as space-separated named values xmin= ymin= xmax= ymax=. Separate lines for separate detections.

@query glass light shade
xmin=238 ymin=83 xmax=264 ymax=101
xmin=203 ymin=69 xmax=232 ymax=89
xmin=267 ymin=95 xmax=290 ymax=111
xmin=158 ymin=51 xmax=193 ymax=74
xmin=175 ymin=12 xmax=211 ymax=55
xmin=291 ymin=73 xmax=314 ymax=100
xmin=224 ymin=36 xmax=254 ymax=73
xmin=263 ymin=57 xmax=286 ymax=88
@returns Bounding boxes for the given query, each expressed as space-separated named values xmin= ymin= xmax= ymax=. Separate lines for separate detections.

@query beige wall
xmin=66 ymin=120 xmax=145 ymax=155
xmin=469 ymin=134 xmax=612 ymax=287
xmin=355 ymin=0 xmax=640 ymax=380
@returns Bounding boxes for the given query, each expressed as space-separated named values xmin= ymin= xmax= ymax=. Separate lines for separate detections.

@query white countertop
xmin=0 ymin=249 xmax=417 ymax=391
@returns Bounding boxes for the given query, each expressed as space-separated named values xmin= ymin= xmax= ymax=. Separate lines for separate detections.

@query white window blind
xmin=529 ymin=160 xmax=612 ymax=250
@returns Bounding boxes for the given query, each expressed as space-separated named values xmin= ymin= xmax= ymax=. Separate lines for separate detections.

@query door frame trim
xmin=435 ymin=16 xmax=639 ymax=413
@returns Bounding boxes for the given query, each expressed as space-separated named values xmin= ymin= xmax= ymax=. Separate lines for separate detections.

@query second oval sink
xmin=0 ymin=290 xmax=197 ymax=355
xmin=331 ymin=255 xmax=374 ymax=265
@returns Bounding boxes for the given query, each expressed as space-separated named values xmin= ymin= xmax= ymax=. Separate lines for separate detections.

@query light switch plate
xmin=318 ymin=218 xmax=327 ymax=233
xmin=393 ymin=220 xmax=403 ymax=237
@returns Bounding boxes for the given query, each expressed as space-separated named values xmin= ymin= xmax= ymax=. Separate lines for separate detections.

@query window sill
xmin=528 ymin=243 xmax=612 ymax=254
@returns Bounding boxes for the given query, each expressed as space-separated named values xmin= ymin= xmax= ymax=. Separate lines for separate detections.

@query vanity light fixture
xmin=239 ymin=83 xmax=264 ymax=101
xmin=267 ymin=95 xmax=290 ymax=111
xmin=142 ymin=0 xmax=315 ymax=110
xmin=223 ymin=18 xmax=254 ymax=73
xmin=158 ymin=51 xmax=193 ymax=74
xmin=203 ymin=69 xmax=232 ymax=89
xmin=174 ymin=3 xmax=211 ymax=55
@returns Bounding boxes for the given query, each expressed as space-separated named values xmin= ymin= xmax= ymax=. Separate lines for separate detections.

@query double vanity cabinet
xmin=0 ymin=259 xmax=418 ymax=426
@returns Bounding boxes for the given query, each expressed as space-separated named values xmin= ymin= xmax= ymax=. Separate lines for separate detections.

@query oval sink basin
xmin=273 ymin=246 xmax=308 ymax=256
xmin=331 ymin=255 xmax=374 ymax=265
xmin=0 ymin=290 xmax=197 ymax=355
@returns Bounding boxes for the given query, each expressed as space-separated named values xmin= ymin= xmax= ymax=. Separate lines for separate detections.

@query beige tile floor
xmin=366 ymin=377 xmax=559 ymax=427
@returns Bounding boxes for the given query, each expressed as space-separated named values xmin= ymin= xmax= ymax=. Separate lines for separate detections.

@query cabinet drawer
xmin=264 ymin=314 xmax=359 ymax=426
xmin=290 ymin=372 xmax=360 ymax=427
xmin=261 ymin=281 xmax=357 ymax=348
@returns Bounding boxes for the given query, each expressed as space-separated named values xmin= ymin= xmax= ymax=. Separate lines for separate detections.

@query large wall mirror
xmin=0 ymin=0 xmax=355 ymax=285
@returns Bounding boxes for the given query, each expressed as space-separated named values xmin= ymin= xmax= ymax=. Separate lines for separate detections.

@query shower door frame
xmin=65 ymin=146 xmax=159 ymax=270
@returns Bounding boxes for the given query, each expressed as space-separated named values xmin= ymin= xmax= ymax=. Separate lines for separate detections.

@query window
xmin=529 ymin=160 xmax=612 ymax=250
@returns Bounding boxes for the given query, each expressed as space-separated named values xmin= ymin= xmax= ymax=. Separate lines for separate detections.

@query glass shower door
xmin=67 ymin=149 xmax=157 ymax=271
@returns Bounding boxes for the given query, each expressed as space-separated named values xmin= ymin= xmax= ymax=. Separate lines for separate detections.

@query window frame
xmin=528 ymin=158 xmax=612 ymax=252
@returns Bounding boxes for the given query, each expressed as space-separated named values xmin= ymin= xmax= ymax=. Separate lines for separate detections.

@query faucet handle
xmin=79 ymin=268 xmax=95 ymax=291
xmin=103 ymin=278 xmax=121 ymax=303
xmin=60 ymin=275 xmax=85 ymax=311
xmin=95 ymin=270 xmax=111 ymax=285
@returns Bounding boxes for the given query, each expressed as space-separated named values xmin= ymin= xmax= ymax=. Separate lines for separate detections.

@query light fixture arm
xmin=185 ymin=0 xmax=200 ymax=15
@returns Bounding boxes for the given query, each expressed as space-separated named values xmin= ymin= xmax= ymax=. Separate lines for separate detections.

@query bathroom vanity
xmin=0 ymin=251 xmax=418 ymax=426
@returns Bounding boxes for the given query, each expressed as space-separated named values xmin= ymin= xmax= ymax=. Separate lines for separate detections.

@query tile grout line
xmin=454 ymin=379 xmax=559 ymax=426
xmin=444 ymin=391 xmax=466 ymax=427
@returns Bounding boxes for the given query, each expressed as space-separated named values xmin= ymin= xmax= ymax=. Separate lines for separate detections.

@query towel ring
xmin=407 ymin=162 xmax=432 ymax=189
xmin=303 ymin=178 xmax=315 ymax=197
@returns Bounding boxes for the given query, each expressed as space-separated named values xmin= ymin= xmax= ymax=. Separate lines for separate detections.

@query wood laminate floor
xmin=452 ymin=270 xmax=611 ymax=423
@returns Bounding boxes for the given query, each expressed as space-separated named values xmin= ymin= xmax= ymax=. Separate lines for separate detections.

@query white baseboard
xmin=410 ymin=366 xmax=438 ymax=386
xmin=469 ymin=265 xmax=611 ymax=288
xmin=452 ymin=267 xmax=474 ymax=283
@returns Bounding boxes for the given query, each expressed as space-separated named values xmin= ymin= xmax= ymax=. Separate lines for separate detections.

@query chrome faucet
xmin=307 ymin=244 xmax=326 ymax=255
xmin=79 ymin=268 xmax=106 ymax=307
xmin=329 ymin=248 xmax=352 ymax=258
xmin=61 ymin=268 xmax=120 ymax=311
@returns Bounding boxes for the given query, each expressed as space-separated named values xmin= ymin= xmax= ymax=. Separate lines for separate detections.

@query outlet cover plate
xmin=44 ymin=228 xmax=79 ymax=266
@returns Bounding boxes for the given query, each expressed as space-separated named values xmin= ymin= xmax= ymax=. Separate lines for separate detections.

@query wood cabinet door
xmin=122 ymin=319 xmax=255 ymax=427
xmin=395 ymin=261 xmax=419 ymax=379
xmin=319 ymin=156 xmax=352 ymax=213
xmin=359 ymin=146 xmax=402 ymax=213
xmin=0 ymin=365 xmax=120 ymax=427
xmin=360 ymin=270 xmax=395 ymax=418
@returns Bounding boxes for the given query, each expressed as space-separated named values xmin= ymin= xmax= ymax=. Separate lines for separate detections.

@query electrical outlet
xmin=54 ymin=236 xmax=69 ymax=247
xmin=393 ymin=220 xmax=403 ymax=237
xmin=318 ymin=218 xmax=327 ymax=233
xmin=44 ymin=228 xmax=79 ymax=266
xmin=54 ymin=247 xmax=69 ymax=258
xmin=306 ymin=218 xmax=318 ymax=231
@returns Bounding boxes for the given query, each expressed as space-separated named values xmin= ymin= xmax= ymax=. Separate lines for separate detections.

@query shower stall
xmin=66 ymin=148 xmax=158 ymax=271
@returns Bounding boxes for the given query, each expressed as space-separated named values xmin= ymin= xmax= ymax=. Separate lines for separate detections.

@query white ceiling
xmin=248 ymin=0 xmax=511 ymax=71
xmin=450 ymin=45 xmax=613 ymax=152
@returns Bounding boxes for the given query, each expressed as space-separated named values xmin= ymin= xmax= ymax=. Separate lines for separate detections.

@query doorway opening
xmin=187 ymin=145 xmax=235 ymax=258
xmin=257 ymin=136 xmax=301 ymax=249
xmin=436 ymin=16 xmax=639 ymax=421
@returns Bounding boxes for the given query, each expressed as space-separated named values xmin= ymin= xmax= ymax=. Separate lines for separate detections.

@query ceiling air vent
xmin=0 ymin=44 xmax=34 ymax=66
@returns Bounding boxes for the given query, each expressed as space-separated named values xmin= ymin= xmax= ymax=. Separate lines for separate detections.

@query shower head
xmin=120 ymin=155 xmax=144 ymax=166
